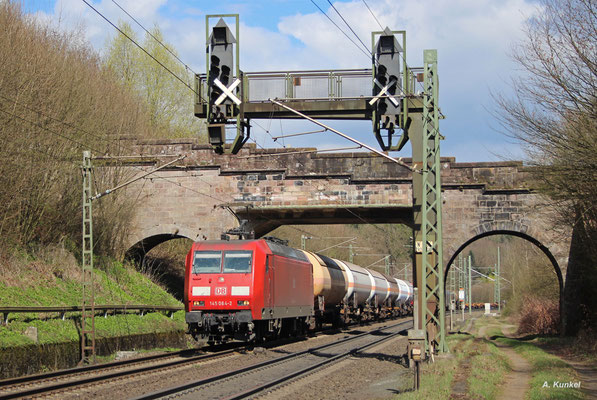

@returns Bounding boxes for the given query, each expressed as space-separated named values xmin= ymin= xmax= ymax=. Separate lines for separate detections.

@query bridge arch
xmin=125 ymin=225 xmax=199 ymax=261
xmin=443 ymin=229 xmax=564 ymax=332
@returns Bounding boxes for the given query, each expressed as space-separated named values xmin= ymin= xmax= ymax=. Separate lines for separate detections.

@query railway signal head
xmin=371 ymin=28 xmax=404 ymax=150
xmin=207 ymin=18 xmax=240 ymax=152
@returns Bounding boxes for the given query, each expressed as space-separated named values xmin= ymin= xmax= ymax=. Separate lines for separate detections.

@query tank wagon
xmin=184 ymin=238 xmax=413 ymax=343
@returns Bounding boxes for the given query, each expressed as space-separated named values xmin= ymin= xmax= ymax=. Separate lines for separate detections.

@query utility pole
xmin=81 ymin=151 xmax=95 ymax=364
xmin=301 ymin=235 xmax=307 ymax=250
xmin=495 ymin=247 xmax=501 ymax=312
xmin=349 ymin=244 xmax=354 ymax=263
xmin=450 ymin=262 xmax=456 ymax=330
xmin=385 ymin=255 xmax=390 ymax=275
xmin=80 ymin=152 xmax=185 ymax=365
xmin=412 ymin=49 xmax=446 ymax=354
xmin=458 ymin=255 xmax=464 ymax=321
xmin=468 ymin=255 xmax=472 ymax=315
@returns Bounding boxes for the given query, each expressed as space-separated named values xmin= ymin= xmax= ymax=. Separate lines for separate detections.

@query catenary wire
xmin=0 ymin=94 xmax=218 ymax=192
xmin=326 ymin=0 xmax=372 ymax=57
xmin=0 ymin=93 xmax=126 ymax=156
xmin=0 ymin=103 xmax=231 ymax=206
xmin=111 ymin=0 xmax=197 ymax=76
xmin=310 ymin=0 xmax=372 ymax=60
xmin=0 ymin=106 xmax=92 ymax=151
xmin=81 ymin=0 xmax=198 ymax=96
xmin=362 ymin=0 xmax=384 ymax=30
xmin=31 ymin=4 xmax=429 ymax=247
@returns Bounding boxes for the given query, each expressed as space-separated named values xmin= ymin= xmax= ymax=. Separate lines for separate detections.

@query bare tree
xmin=0 ymin=2 xmax=154 ymax=257
xmin=495 ymin=0 xmax=597 ymax=334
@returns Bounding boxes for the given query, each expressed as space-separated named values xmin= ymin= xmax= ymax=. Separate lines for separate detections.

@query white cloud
xmin=27 ymin=0 xmax=541 ymax=161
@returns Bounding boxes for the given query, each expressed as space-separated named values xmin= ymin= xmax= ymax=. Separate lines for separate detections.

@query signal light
xmin=208 ymin=18 xmax=236 ymax=124
xmin=371 ymin=27 xmax=404 ymax=151
xmin=208 ymin=124 xmax=226 ymax=149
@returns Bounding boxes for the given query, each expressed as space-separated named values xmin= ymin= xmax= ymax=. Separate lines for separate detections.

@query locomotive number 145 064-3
xmin=209 ymin=300 xmax=232 ymax=307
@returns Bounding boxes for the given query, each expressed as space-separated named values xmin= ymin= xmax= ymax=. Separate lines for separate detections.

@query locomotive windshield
xmin=192 ymin=251 xmax=222 ymax=273
xmin=223 ymin=251 xmax=252 ymax=273
xmin=192 ymin=250 xmax=253 ymax=273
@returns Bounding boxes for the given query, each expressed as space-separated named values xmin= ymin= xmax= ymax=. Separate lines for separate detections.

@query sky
xmin=24 ymin=0 xmax=541 ymax=162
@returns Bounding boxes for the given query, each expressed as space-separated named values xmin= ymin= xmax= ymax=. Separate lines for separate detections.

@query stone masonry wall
xmin=119 ymin=139 xmax=570 ymax=276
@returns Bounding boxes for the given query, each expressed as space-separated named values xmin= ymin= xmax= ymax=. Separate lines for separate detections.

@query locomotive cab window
xmin=223 ymin=251 xmax=252 ymax=273
xmin=192 ymin=251 xmax=222 ymax=274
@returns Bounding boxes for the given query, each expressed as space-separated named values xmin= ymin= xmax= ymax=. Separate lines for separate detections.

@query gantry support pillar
xmin=411 ymin=49 xmax=446 ymax=354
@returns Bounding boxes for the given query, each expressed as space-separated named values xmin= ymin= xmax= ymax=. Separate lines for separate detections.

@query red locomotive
xmin=184 ymin=238 xmax=413 ymax=343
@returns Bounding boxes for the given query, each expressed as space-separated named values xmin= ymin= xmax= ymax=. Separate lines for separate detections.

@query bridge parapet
xmin=120 ymin=139 xmax=532 ymax=190
xmin=118 ymin=139 xmax=568 ymax=281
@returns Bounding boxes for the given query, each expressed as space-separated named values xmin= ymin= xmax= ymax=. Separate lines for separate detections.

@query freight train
xmin=184 ymin=237 xmax=413 ymax=344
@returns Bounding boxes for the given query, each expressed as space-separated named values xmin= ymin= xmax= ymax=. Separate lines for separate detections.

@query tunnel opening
xmin=126 ymin=234 xmax=194 ymax=302
xmin=444 ymin=230 xmax=563 ymax=334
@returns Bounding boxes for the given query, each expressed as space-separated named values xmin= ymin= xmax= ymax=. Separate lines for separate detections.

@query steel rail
xmin=0 ymin=347 xmax=207 ymax=388
xmin=230 ymin=321 xmax=411 ymax=399
xmin=0 ymin=348 xmax=239 ymax=399
xmin=0 ymin=325 xmax=351 ymax=398
xmin=134 ymin=319 xmax=412 ymax=400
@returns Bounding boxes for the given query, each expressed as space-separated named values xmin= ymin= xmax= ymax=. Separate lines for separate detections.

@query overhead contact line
xmin=110 ymin=0 xmax=197 ymax=77
xmin=362 ymin=0 xmax=384 ymax=30
xmin=81 ymin=0 xmax=198 ymax=96
xmin=310 ymin=0 xmax=372 ymax=60
xmin=326 ymin=0 xmax=372 ymax=57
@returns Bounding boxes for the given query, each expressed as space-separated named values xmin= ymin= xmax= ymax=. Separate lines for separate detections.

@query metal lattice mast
xmin=419 ymin=49 xmax=446 ymax=353
xmin=385 ymin=256 xmax=390 ymax=275
xmin=468 ymin=255 xmax=472 ymax=315
xmin=495 ymin=247 xmax=501 ymax=311
xmin=458 ymin=254 xmax=463 ymax=304
xmin=81 ymin=151 xmax=96 ymax=364
xmin=450 ymin=260 xmax=457 ymax=306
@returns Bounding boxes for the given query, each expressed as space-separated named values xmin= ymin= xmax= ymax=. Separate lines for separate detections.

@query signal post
xmin=196 ymin=15 xmax=446 ymax=357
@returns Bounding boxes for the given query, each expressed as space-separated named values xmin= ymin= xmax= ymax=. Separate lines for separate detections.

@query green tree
xmin=104 ymin=22 xmax=206 ymax=139
xmin=104 ymin=21 xmax=139 ymax=88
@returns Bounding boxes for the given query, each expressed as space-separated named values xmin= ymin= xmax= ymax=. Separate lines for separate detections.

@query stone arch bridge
xmin=116 ymin=139 xmax=570 ymax=290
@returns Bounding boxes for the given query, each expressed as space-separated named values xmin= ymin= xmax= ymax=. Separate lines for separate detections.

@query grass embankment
xmin=395 ymin=329 xmax=509 ymax=399
xmin=396 ymin=316 xmax=586 ymax=399
xmin=0 ymin=246 xmax=185 ymax=348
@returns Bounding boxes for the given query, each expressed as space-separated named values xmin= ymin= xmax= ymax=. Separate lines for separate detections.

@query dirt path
xmin=567 ymin=358 xmax=597 ymax=398
xmin=542 ymin=351 xmax=597 ymax=398
xmin=502 ymin=323 xmax=597 ymax=398
xmin=495 ymin=342 xmax=532 ymax=400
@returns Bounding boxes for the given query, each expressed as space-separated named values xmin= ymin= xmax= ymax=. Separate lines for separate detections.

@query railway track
xmin=134 ymin=319 xmax=412 ymax=400
xmin=0 ymin=345 xmax=241 ymax=399
xmin=0 ymin=320 xmax=410 ymax=399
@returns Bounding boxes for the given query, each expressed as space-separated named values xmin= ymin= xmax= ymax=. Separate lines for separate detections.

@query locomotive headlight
xmin=194 ymin=301 xmax=205 ymax=306
xmin=237 ymin=300 xmax=249 ymax=306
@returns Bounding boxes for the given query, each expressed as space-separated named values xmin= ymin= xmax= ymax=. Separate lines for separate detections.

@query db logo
xmin=215 ymin=287 xmax=227 ymax=296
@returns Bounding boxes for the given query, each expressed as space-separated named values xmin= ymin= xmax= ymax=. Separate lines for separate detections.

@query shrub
xmin=517 ymin=295 xmax=559 ymax=335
